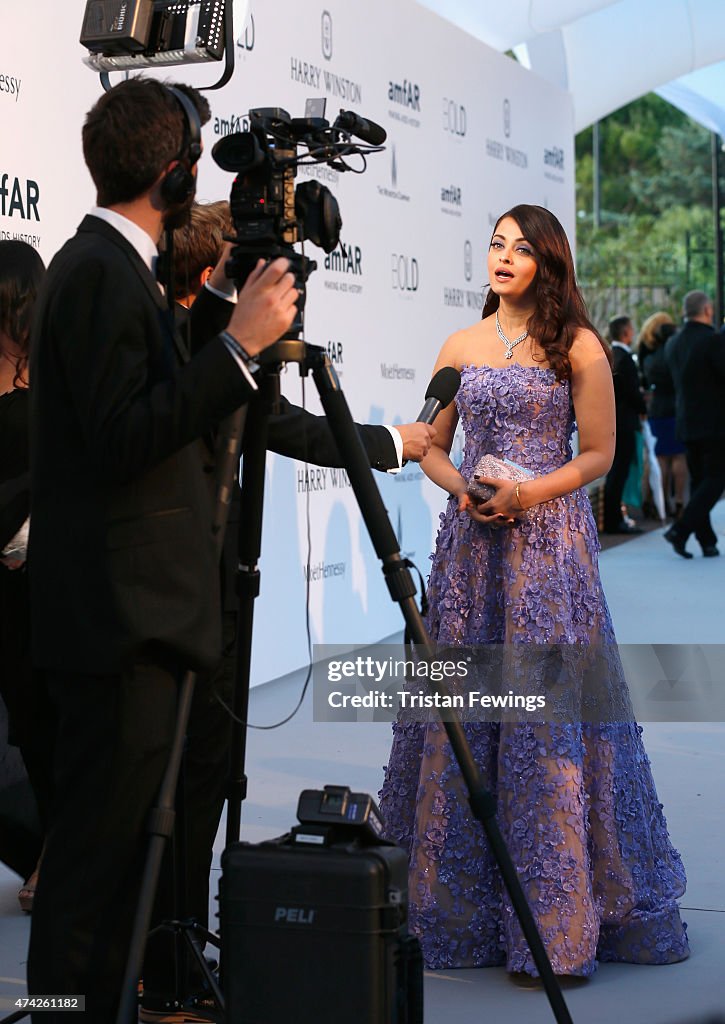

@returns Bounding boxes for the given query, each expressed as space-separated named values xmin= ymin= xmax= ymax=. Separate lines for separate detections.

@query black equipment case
xmin=219 ymin=824 xmax=422 ymax=1023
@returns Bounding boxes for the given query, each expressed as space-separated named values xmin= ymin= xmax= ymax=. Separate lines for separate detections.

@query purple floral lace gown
xmin=379 ymin=364 xmax=689 ymax=976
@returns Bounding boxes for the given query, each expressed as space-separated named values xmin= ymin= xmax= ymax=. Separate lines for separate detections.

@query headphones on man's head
xmin=160 ymin=86 xmax=203 ymax=205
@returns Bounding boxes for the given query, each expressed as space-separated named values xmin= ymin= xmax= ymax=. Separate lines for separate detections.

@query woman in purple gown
xmin=379 ymin=205 xmax=689 ymax=978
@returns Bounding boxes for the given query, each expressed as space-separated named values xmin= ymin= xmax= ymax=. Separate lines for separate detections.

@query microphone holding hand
xmin=395 ymin=367 xmax=461 ymax=464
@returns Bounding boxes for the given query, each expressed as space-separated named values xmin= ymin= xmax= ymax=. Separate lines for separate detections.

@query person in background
xmin=637 ymin=311 xmax=675 ymax=385
xmin=641 ymin=321 xmax=688 ymax=519
xmin=172 ymin=200 xmax=436 ymax=467
xmin=603 ymin=315 xmax=646 ymax=534
xmin=0 ymin=240 xmax=50 ymax=913
xmin=664 ymin=290 xmax=725 ymax=558
xmin=636 ymin=312 xmax=677 ymax=520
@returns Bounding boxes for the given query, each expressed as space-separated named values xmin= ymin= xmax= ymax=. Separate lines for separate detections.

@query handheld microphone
xmin=417 ymin=367 xmax=461 ymax=424
xmin=334 ymin=109 xmax=387 ymax=146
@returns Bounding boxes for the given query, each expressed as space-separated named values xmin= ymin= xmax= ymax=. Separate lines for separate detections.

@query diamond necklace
xmin=496 ymin=310 xmax=529 ymax=359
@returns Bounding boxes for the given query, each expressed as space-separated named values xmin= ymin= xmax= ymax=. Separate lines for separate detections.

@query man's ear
xmin=200 ymin=266 xmax=213 ymax=287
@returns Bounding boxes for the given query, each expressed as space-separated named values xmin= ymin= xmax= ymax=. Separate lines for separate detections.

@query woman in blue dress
xmin=379 ymin=205 xmax=689 ymax=978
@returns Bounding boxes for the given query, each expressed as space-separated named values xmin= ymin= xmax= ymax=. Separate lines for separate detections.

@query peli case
xmin=219 ymin=835 xmax=422 ymax=1024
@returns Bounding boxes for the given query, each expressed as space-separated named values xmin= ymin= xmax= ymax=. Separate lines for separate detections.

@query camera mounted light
xmin=79 ymin=0 xmax=242 ymax=89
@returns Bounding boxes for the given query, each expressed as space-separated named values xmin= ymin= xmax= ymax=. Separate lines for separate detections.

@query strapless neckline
xmin=460 ymin=362 xmax=556 ymax=375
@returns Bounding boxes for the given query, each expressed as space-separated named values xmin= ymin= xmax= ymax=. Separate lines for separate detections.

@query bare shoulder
xmin=569 ymin=328 xmax=611 ymax=373
xmin=435 ymin=327 xmax=471 ymax=370
xmin=437 ymin=320 xmax=490 ymax=369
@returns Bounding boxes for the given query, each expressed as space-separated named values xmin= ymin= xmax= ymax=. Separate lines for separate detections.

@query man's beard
xmin=162 ymin=192 xmax=195 ymax=231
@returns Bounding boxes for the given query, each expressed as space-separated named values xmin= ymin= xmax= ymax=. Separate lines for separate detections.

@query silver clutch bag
xmin=467 ymin=455 xmax=534 ymax=503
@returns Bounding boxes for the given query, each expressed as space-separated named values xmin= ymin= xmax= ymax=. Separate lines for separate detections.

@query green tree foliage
xmin=576 ymin=93 xmax=718 ymax=328
xmin=576 ymin=94 xmax=710 ymax=218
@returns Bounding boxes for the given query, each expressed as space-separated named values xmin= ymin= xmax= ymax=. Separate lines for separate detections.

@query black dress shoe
xmin=664 ymin=526 xmax=693 ymax=559
xmin=702 ymin=546 xmax=720 ymax=557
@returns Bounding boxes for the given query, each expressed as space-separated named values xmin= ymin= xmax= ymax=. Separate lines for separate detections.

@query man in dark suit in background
xmin=27 ymin=78 xmax=298 ymax=1021
xmin=664 ymin=290 xmax=725 ymax=558
xmin=173 ymin=200 xmax=436 ymax=468
xmin=603 ymin=315 xmax=646 ymax=534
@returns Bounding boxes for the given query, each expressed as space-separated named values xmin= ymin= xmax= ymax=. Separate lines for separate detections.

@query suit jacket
xmin=267 ymin=396 xmax=396 ymax=469
xmin=611 ymin=344 xmax=646 ymax=435
xmin=665 ymin=321 xmax=725 ymax=442
xmin=174 ymin=302 xmax=399 ymax=612
xmin=29 ymin=215 xmax=257 ymax=674
xmin=641 ymin=345 xmax=676 ymax=420
xmin=173 ymin=305 xmax=398 ymax=471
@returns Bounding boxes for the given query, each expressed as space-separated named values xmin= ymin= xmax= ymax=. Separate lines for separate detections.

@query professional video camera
xmin=212 ymin=102 xmax=386 ymax=335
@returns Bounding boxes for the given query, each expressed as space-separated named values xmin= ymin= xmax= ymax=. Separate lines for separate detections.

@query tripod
xmin=218 ymin=339 xmax=574 ymax=1024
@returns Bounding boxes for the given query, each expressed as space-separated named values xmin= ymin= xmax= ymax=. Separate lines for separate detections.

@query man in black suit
xmin=664 ymin=291 xmax=725 ymax=558
xmin=27 ymin=78 xmax=299 ymax=1022
xmin=603 ymin=315 xmax=646 ymax=534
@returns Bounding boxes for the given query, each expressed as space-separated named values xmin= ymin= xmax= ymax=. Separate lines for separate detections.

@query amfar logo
xmin=391 ymin=253 xmax=419 ymax=294
xmin=324 ymin=241 xmax=363 ymax=294
xmin=237 ymin=11 xmax=255 ymax=52
xmin=464 ymin=240 xmax=473 ymax=283
xmin=388 ymin=79 xmax=420 ymax=111
xmin=326 ymin=340 xmax=343 ymax=368
xmin=440 ymin=183 xmax=462 ymax=217
xmin=544 ymin=146 xmax=565 ymax=171
xmin=0 ymin=174 xmax=40 ymax=220
xmin=503 ymin=98 xmax=511 ymax=138
xmin=321 ymin=11 xmax=332 ymax=60
xmin=213 ymin=113 xmax=250 ymax=136
xmin=324 ymin=241 xmax=362 ymax=275
xmin=443 ymin=98 xmax=466 ymax=137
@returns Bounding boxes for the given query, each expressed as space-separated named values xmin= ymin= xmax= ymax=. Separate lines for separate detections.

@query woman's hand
xmin=462 ymin=478 xmax=522 ymax=526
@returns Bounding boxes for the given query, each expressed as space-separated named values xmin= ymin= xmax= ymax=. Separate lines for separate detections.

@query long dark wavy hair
xmin=0 ymin=240 xmax=45 ymax=388
xmin=481 ymin=204 xmax=610 ymax=381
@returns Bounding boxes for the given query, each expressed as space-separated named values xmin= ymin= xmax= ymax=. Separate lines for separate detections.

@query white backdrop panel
xmin=0 ymin=0 xmax=573 ymax=684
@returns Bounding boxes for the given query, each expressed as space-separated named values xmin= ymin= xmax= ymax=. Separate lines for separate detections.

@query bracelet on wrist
xmin=515 ymin=482 xmax=527 ymax=511
xmin=219 ymin=330 xmax=261 ymax=375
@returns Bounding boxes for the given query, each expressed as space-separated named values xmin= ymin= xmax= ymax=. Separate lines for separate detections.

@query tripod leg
xmin=116 ymin=670 xmax=197 ymax=1024
xmin=182 ymin=927 xmax=225 ymax=1010
xmin=310 ymin=355 xmax=574 ymax=1024
xmin=225 ymin=381 xmax=273 ymax=846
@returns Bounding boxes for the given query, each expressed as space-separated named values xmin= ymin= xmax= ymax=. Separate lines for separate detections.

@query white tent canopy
xmin=418 ymin=0 xmax=725 ymax=134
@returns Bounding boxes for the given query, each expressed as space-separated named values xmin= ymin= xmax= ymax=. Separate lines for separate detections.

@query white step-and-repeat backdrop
xmin=1 ymin=0 xmax=574 ymax=684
